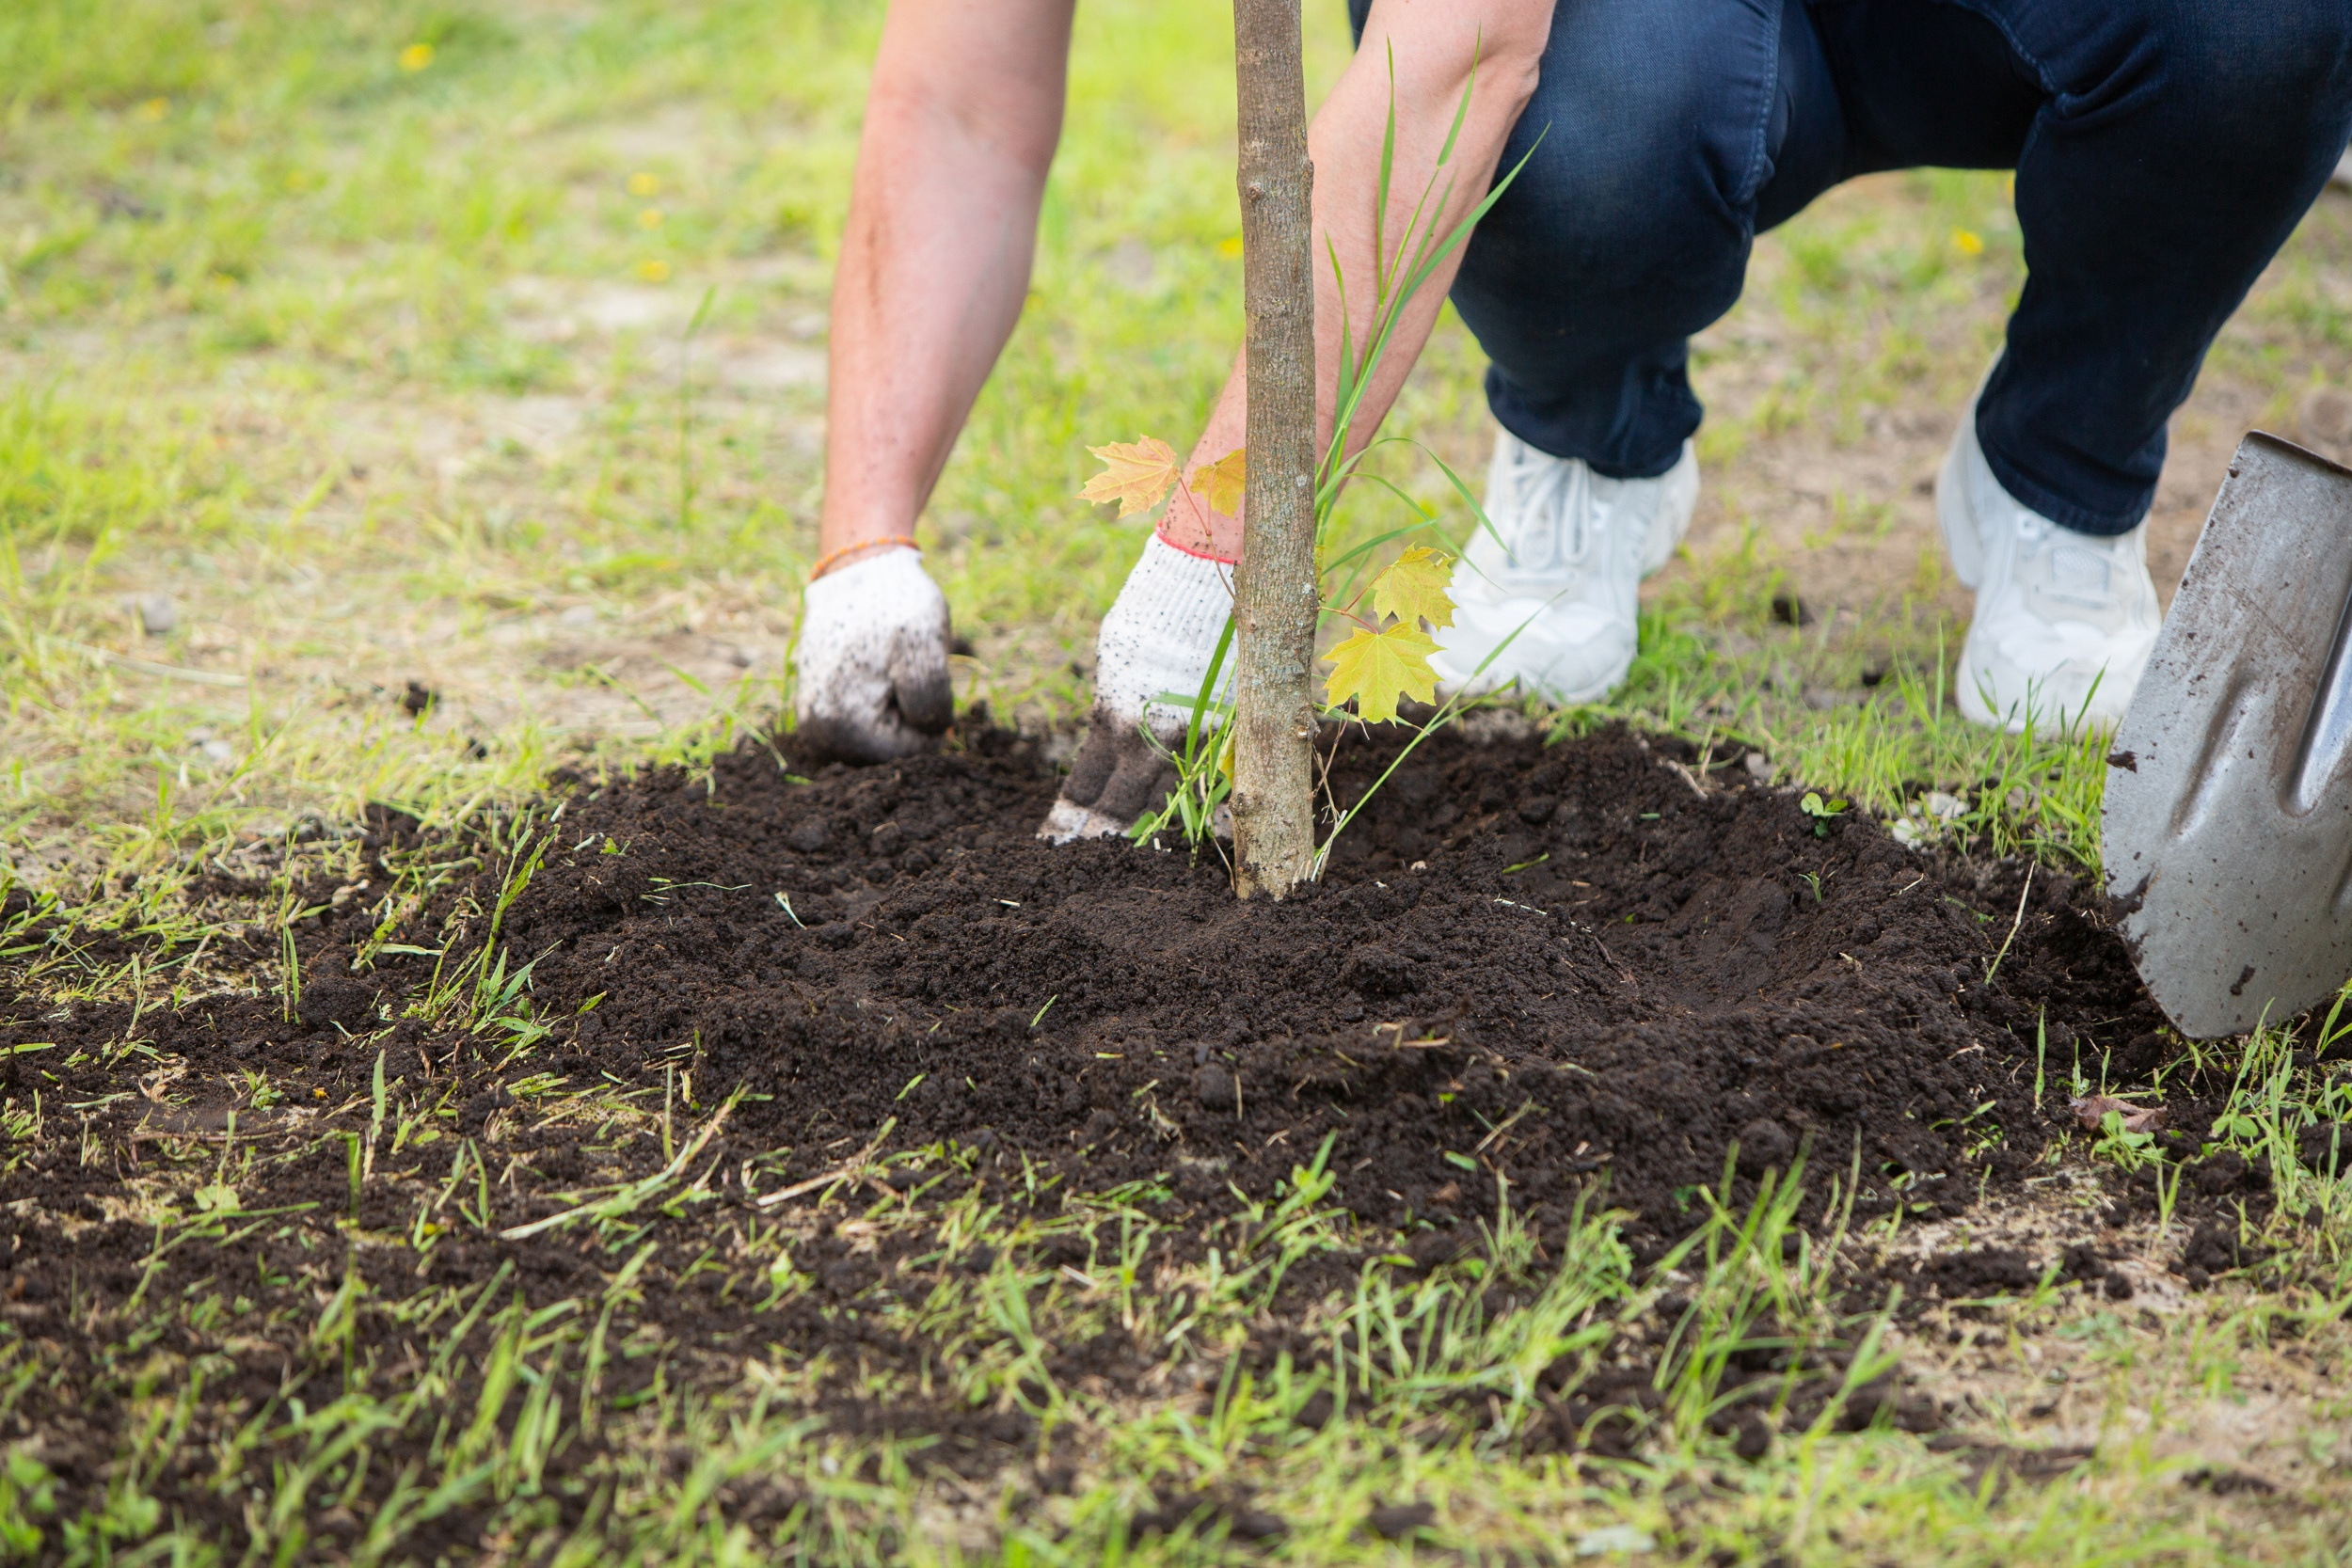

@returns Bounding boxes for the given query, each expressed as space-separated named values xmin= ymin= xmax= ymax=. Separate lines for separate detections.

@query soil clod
xmin=1366 ymin=1500 xmax=1436 ymax=1539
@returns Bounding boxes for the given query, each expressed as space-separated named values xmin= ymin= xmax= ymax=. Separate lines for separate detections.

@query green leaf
xmin=1325 ymin=623 xmax=1438 ymax=724
xmin=1371 ymin=545 xmax=1454 ymax=630
xmin=1442 ymin=1150 xmax=1478 ymax=1172
xmin=1800 ymin=791 xmax=1848 ymax=818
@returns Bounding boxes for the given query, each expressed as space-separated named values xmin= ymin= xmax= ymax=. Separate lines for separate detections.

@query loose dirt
xmin=475 ymin=721 xmax=2146 ymax=1253
xmin=24 ymin=723 xmax=2160 ymax=1240
xmin=2 ymin=721 xmax=2306 ymax=1543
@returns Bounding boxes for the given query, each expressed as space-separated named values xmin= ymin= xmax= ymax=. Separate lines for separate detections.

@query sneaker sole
xmin=1955 ymin=636 xmax=2139 ymax=738
xmin=1953 ymin=640 xmax=2013 ymax=732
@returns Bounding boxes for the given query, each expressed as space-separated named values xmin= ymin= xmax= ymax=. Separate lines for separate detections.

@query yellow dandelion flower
xmin=135 ymin=97 xmax=168 ymax=121
xmin=638 ymin=206 xmax=664 ymax=230
xmin=399 ymin=42 xmax=435 ymax=71
xmin=638 ymin=259 xmax=671 ymax=283
xmin=1951 ymin=228 xmax=1984 ymax=257
xmin=1216 ymin=234 xmax=1244 ymax=257
xmin=627 ymin=171 xmax=660 ymax=198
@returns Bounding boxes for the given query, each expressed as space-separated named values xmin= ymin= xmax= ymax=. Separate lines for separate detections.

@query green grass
xmin=2 ymin=1065 xmax=2345 ymax=1563
xmin=5 ymin=0 xmax=2352 ymax=1561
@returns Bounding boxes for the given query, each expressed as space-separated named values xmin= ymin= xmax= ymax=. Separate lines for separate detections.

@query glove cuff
xmin=1094 ymin=535 xmax=1235 ymax=728
xmin=801 ymin=545 xmax=925 ymax=614
xmin=1151 ymin=527 xmax=1238 ymax=566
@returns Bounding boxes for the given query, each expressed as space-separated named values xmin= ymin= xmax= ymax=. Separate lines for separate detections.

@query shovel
xmin=2104 ymin=432 xmax=2352 ymax=1038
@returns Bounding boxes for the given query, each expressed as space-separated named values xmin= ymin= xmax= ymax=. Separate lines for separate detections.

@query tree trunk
xmin=1229 ymin=0 xmax=1317 ymax=899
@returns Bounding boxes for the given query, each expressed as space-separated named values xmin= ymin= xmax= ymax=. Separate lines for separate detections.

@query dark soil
xmin=423 ymin=722 xmax=2149 ymax=1247
xmin=0 ymin=720 xmax=2287 ymax=1550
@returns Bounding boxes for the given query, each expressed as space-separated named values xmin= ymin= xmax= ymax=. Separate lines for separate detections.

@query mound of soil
xmin=466 ymin=722 xmax=2161 ymax=1249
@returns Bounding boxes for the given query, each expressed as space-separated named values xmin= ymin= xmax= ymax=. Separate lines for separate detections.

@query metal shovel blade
xmin=2104 ymin=432 xmax=2352 ymax=1039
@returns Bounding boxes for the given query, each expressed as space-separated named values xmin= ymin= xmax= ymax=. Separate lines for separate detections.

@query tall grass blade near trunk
xmin=1229 ymin=0 xmax=1319 ymax=898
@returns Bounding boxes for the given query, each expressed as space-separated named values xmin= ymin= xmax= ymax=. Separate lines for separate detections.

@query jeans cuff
xmin=1977 ymin=433 xmax=2150 ymax=539
xmin=1489 ymin=404 xmax=1691 ymax=483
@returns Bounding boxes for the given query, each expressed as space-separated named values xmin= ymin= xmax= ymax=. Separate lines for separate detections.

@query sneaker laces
xmin=2047 ymin=544 xmax=2114 ymax=604
xmin=1494 ymin=447 xmax=1594 ymax=583
xmin=1995 ymin=509 xmax=2160 ymax=657
xmin=2013 ymin=512 xmax=2137 ymax=614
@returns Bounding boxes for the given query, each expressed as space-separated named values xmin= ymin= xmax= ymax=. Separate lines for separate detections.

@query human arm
xmin=1158 ymin=0 xmax=1555 ymax=559
xmin=820 ymin=0 xmax=1076 ymax=568
xmin=799 ymin=0 xmax=1077 ymax=759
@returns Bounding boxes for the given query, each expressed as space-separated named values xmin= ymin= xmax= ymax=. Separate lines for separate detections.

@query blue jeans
xmin=1350 ymin=0 xmax=2352 ymax=535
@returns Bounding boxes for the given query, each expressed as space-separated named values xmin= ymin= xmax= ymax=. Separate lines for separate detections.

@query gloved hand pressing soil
xmin=1039 ymin=534 xmax=1233 ymax=842
xmin=795 ymin=546 xmax=954 ymax=762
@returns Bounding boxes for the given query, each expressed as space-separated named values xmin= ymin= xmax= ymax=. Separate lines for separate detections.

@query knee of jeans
xmin=2124 ymin=2 xmax=2352 ymax=133
xmin=1478 ymin=47 xmax=1757 ymax=282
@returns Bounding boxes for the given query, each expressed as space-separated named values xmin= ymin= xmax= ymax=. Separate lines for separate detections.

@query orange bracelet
xmin=809 ymin=534 xmax=918 ymax=580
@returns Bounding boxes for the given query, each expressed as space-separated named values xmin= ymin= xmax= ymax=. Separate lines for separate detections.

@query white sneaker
xmin=1938 ymin=404 xmax=2161 ymax=736
xmin=1428 ymin=430 xmax=1697 ymax=705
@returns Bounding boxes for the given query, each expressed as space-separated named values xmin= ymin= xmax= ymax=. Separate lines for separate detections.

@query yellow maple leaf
xmin=1324 ymin=623 xmax=1438 ymax=724
xmin=1371 ymin=546 xmax=1455 ymax=630
xmin=1078 ymin=436 xmax=1183 ymax=516
xmin=1189 ymin=448 xmax=1246 ymax=515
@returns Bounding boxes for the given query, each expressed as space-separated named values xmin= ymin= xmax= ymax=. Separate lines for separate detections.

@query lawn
xmin=3 ymin=1 xmax=2351 ymax=1562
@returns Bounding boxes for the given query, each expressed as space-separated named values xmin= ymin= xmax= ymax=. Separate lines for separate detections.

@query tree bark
xmin=1229 ymin=0 xmax=1317 ymax=899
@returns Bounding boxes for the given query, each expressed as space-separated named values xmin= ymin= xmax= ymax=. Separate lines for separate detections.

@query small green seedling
xmin=1798 ymin=792 xmax=1847 ymax=837
xmin=2093 ymin=1109 xmax=2159 ymax=1171
xmin=2208 ymin=1111 xmax=2265 ymax=1147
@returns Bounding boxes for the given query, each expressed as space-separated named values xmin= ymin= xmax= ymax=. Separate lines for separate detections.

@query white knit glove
xmin=794 ymin=547 xmax=953 ymax=761
xmin=1039 ymin=534 xmax=1233 ymax=841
